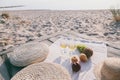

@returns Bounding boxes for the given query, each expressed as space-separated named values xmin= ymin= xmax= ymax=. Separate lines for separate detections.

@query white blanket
xmin=45 ymin=37 xmax=107 ymax=80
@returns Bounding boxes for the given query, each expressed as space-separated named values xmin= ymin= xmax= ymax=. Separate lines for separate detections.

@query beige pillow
xmin=11 ymin=62 xmax=71 ymax=80
xmin=8 ymin=42 xmax=49 ymax=67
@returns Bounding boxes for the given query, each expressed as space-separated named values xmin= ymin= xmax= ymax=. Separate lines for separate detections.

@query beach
xmin=0 ymin=10 xmax=120 ymax=80
xmin=0 ymin=10 xmax=120 ymax=46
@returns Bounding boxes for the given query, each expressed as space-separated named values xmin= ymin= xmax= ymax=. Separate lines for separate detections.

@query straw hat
xmin=8 ymin=42 xmax=49 ymax=67
xmin=11 ymin=62 xmax=71 ymax=80
xmin=94 ymin=57 xmax=120 ymax=80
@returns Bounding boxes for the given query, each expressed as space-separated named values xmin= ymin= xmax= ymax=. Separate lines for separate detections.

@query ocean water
xmin=0 ymin=0 xmax=120 ymax=10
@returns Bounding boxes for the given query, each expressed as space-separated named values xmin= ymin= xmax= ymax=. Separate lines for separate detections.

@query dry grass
xmin=1 ymin=13 xmax=10 ymax=19
xmin=0 ymin=19 xmax=5 ymax=24
xmin=110 ymin=9 xmax=120 ymax=22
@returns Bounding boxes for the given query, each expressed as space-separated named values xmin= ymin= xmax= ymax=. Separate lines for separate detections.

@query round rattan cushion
xmin=94 ymin=57 xmax=120 ymax=80
xmin=11 ymin=62 xmax=71 ymax=80
xmin=8 ymin=42 xmax=49 ymax=67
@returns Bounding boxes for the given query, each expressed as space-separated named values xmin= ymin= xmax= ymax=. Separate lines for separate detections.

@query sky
xmin=0 ymin=0 xmax=120 ymax=10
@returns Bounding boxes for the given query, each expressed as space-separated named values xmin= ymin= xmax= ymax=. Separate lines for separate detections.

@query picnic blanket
xmin=45 ymin=37 xmax=107 ymax=80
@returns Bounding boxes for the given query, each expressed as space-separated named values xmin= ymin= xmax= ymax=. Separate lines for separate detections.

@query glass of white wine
xmin=60 ymin=39 xmax=67 ymax=57
xmin=60 ymin=38 xmax=68 ymax=64
xmin=68 ymin=40 xmax=76 ymax=57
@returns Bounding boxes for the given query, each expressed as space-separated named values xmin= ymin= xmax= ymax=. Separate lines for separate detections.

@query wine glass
xmin=60 ymin=38 xmax=68 ymax=64
xmin=68 ymin=39 xmax=76 ymax=57
xmin=60 ymin=42 xmax=67 ymax=52
xmin=60 ymin=39 xmax=68 ymax=57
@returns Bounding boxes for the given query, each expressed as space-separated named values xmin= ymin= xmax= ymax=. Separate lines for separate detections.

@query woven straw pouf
xmin=11 ymin=62 xmax=71 ymax=80
xmin=7 ymin=42 xmax=49 ymax=67
xmin=94 ymin=57 xmax=120 ymax=80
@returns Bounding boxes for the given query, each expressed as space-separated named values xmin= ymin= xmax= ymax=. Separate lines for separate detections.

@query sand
xmin=0 ymin=10 xmax=120 ymax=51
xmin=0 ymin=10 xmax=120 ymax=79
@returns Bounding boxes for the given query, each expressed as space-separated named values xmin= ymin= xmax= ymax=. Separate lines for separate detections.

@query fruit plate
xmin=44 ymin=37 xmax=107 ymax=80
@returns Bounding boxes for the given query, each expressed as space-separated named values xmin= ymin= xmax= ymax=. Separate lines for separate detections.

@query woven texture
xmin=94 ymin=57 xmax=120 ymax=80
xmin=11 ymin=62 xmax=71 ymax=80
xmin=8 ymin=42 xmax=49 ymax=67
